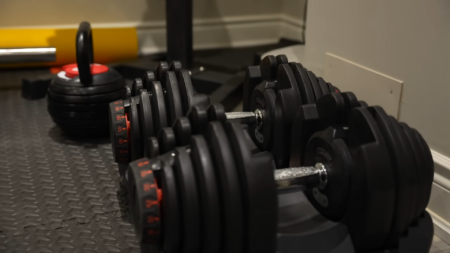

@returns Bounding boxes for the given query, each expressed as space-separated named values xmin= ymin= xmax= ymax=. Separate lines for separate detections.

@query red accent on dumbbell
xmin=63 ymin=63 xmax=109 ymax=78
xmin=126 ymin=113 xmax=131 ymax=153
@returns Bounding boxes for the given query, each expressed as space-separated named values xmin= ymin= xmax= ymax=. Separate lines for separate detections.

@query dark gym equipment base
xmin=0 ymin=90 xmax=433 ymax=252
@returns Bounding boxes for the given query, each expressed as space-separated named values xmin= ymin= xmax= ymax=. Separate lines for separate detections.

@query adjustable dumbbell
xmin=241 ymin=55 xmax=342 ymax=168
xmin=288 ymin=92 xmax=434 ymax=251
xmin=109 ymin=61 xmax=210 ymax=166
xmin=48 ymin=22 xmax=126 ymax=135
xmin=112 ymin=57 xmax=343 ymax=172
xmin=110 ymin=59 xmax=260 ymax=165
xmin=126 ymin=95 xmax=434 ymax=253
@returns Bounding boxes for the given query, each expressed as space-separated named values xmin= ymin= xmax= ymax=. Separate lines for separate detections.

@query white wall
xmin=0 ymin=0 xmax=306 ymax=53
xmin=303 ymin=0 xmax=450 ymax=242
xmin=282 ymin=0 xmax=307 ymax=21
xmin=0 ymin=0 xmax=282 ymax=27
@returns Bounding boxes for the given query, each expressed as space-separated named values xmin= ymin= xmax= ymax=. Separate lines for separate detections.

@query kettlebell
xmin=47 ymin=21 xmax=126 ymax=135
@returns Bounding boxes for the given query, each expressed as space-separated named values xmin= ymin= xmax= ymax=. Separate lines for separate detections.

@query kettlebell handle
xmin=76 ymin=22 xmax=94 ymax=85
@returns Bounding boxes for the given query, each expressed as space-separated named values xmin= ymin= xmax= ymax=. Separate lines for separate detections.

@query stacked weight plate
xmin=245 ymin=56 xmax=341 ymax=168
xmin=109 ymin=61 xmax=210 ymax=173
xmin=110 ymin=55 xmax=342 ymax=170
xmin=127 ymin=104 xmax=277 ymax=253
xmin=48 ymin=67 xmax=125 ymax=135
xmin=115 ymin=57 xmax=434 ymax=252
xmin=289 ymin=91 xmax=434 ymax=252
xmin=127 ymin=93 xmax=434 ymax=253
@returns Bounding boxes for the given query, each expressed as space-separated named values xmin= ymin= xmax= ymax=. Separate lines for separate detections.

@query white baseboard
xmin=279 ymin=14 xmax=304 ymax=42
xmin=2 ymin=14 xmax=304 ymax=55
xmin=428 ymin=208 xmax=450 ymax=245
xmin=136 ymin=14 xmax=305 ymax=55
xmin=432 ymin=149 xmax=450 ymax=191
xmin=428 ymin=149 xmax=450 ymax=244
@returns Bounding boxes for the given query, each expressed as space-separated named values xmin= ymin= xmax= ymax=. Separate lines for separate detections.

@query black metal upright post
xmin=166 ymin=0 xmax=193 ymax=69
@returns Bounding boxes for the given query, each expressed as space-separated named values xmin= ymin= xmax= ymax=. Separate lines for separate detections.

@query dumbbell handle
xmin=225 ymin=109 xmax=263 ymax=129
xmin=225 ymin=111 xmax=255 ymax=120
xmin=275 ymin=163 xmax=327 ymax=190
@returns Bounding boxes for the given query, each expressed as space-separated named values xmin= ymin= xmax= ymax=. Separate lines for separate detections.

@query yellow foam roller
xmin=0 ymin=27 xmax=138 ymax=68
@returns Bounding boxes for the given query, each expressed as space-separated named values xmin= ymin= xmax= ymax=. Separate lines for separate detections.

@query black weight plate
xmin=317 ymin=92 xmax=347 ymax=127
xmin=327 ymin=82 xmax=333 ymax=93
xmin=123 ymin=95 xmax=138 ymax=110
xmin=205 ymin=122 xmax=244 ymax=253
xmin=48 ymin=107 xmax=107 ymax=120
xmin=358 ymin=100 xmax=369 ymax=108
xmin=187 ymin=105 xmax=208 ymax=135
xmin=249 ymin=82 xmax=276 ymax=151
xmin=123 ymin=84 xmax=132 ymax=100
xmin=367 ymin=107 xmax=415 ymax=248
xmin=224 ymin=121 xmax=277 ymax=253
xmin=341 ymin=92 xmax=359 ymax=109
xmin=142 ymin=71 xmax=156 ymax=91
xmin=289 ymin=103 xmax=320 ymax=168
xmin=47 ymin=88 xmax=123 ymax=104
xmin=341 ymin=92 xmax=360 ymax=123
xmin=165 ymin=71 xmax=184 ymax=125
xmin=272 ymin=63 xmax=302 ymax=167
xmin=304 ymin=127 xmax=352 ymax=222
xmin=414 ymin=129 xmax=434 ymax=177
xmin=346 ymin=107 xmax=395 ymax=252
xmin=192 ymin=93 xmax=210 ymax=109
xmin=400 ymin=122 xmax=427 ymax=220
xmin=412 ymin=129 xmax=434 ymax=211
xmin=161 ymin=163 xmax=182 ymax=253
xmin=109 ymin=100 xmax=129 ymax=164
xmin=51 ymin=116 xmax=108 ymax=126
xmin=290 ymin=63 xmax=315 ymax=105
xmin=243 ymin=65 xmax=263 ymax=112
xmin=169 ymin=61 xmax=182 ymax=72
xmin=139 ymin=90 xmax=154 ymax=155
xmin=131 ymin=78 xmax=144 ymax=96
xmin=49 ymin=78 xmax=124 ymax=96
xmin=306 ymin=70 xmax=323 ymax=101
xmin=130 ymin=97 xmax=143 ymax=161
xmin=328 ymin=82 xmax=341 ymax=93
xmin=172 ymin=117 xmax=191 ymax=146
xmin=276 ymin=54 xmax=288 ymax=65
xmin=158 ymin=128 xmax=176 ymax=154
xmin=128 ymin=158 xmax=161 ymax=245
xmin=190 ymin=135 xmax=222 ymax=253
xmin=156 ymin=62 xmax=169 ymax=88
xmin=333 ymin=85 xmax=341 ymax=93
xmin=47 ymin=98 xmax=109 ymax=112
xmin=389 ymin=116 xmax=419 ymax=223
xmin=177 ymin=70 xmax=196 ymax=114
xmin=176 ymin=69 xmax=210 ymax=111
xmin=149 ymin=81 xmax=168 ymax=135
xmin=207 ymin=103 xmax=226 ymax=123
xmin=146 ymin=137 xmax=160 ymax=159
xmin=259 ymin=55 xmax=278 ymax=81
xmin=317 ymin=77 xmax=330 ymax=96
xmin=173 ymin=147 xmax=201 ymax=253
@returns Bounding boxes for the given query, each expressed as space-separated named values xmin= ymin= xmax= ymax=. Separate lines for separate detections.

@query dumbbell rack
xmin=0 ymin=89 xmax=434 ymax=252
xmin=276 ymin=190 xmax=433 ymax=253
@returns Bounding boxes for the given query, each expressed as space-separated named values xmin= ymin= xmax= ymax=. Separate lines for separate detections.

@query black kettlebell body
xmin=47 ymin=22 xmax=125 ymax=135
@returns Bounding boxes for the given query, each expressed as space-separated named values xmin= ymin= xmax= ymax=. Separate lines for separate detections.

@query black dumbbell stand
xmin=277 ymin=190 xmax=433 ymax=253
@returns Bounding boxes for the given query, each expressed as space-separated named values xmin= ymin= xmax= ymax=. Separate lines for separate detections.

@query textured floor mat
xmin=0 ymin=90 xmax=138 ymax=253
